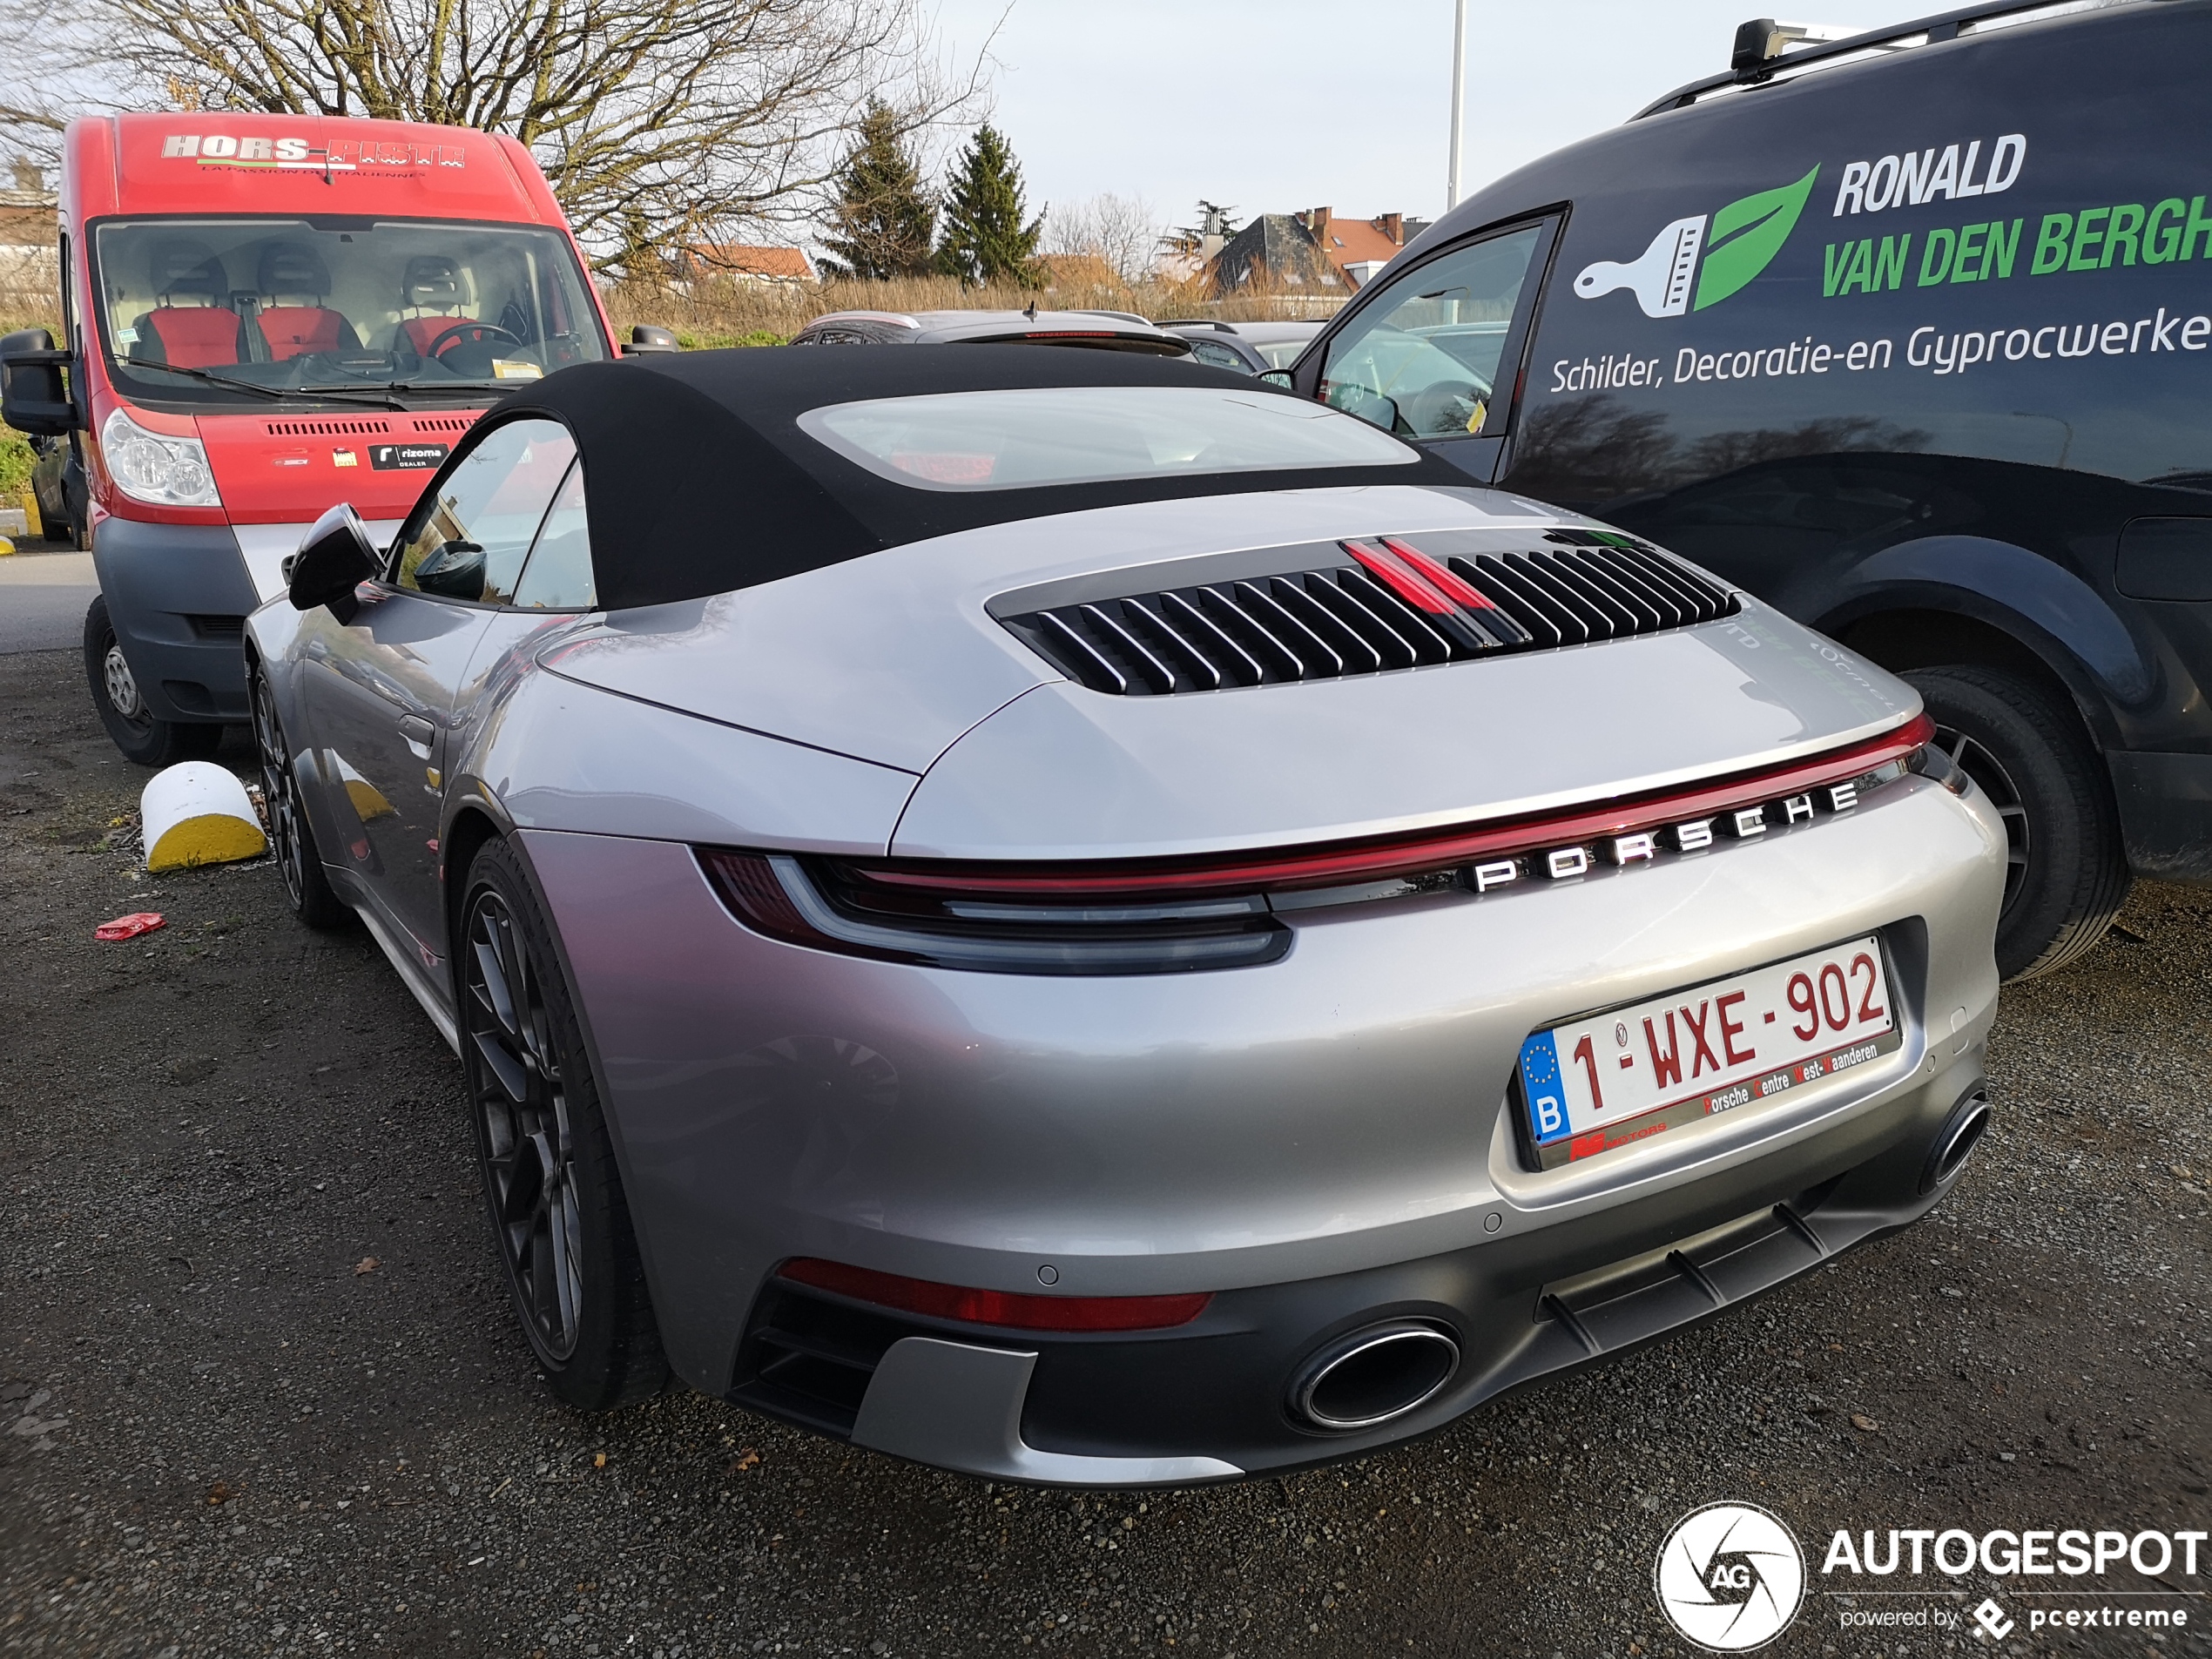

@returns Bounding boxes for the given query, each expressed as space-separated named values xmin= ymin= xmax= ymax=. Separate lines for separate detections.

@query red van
xmin=0 ymin=114 xmax=636 ymax=763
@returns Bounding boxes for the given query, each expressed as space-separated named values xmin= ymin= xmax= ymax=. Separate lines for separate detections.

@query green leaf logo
xmin=1692 ymin=165 xmax=1819 ymax=312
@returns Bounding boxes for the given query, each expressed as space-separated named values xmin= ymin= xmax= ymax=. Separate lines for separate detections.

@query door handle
xmin=396 ymin=713 xmax=435 ymax=759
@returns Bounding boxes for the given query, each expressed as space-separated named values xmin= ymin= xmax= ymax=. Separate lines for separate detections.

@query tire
xmin=37 ymin=504 xmax=65 ymax=544
xmin=460 ymin=839 xmax=668 ymax=1410
xmin=248 ymin=657 xmax=350 ymax=931
xmin=1904 ymin=664 xmax=2131 ymax=981
xmin=82 ymin=594 xmax=221 ymax=768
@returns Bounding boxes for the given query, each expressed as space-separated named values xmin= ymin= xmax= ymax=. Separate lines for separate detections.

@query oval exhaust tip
xmin=1291 ymin=1321 xmax=1460 ymax=1432
xmin=1921 ymin=1092 xmax=1992 ymax=1194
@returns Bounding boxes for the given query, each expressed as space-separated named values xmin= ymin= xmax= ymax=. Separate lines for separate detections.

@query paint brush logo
xmin=1576 ymin=167 xmax=1820 ymax=318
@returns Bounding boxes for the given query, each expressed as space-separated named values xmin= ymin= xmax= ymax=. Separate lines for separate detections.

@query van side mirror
xmin=288 ymin=502 xmax=381 ymax=622
xmin=621 ymin=324 xmax=679 ymax=356
xmin=0 ymin=327 xmax=78 ymax=435
xmin=1258 ymin=370 xmax=1293 ymax=388
xmin=1326 ymin=382 xmax=1400 ymax=433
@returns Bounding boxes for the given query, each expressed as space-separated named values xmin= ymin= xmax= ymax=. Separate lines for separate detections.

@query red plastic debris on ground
xmin=94 ymin=912 xmax=165 ymax=941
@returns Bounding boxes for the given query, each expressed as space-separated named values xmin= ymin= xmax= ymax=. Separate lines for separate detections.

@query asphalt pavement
xmin=0 ymin=548 xmax=95 ymax=655
xmin=1 ymin=642 xmax=2206 ymax=1659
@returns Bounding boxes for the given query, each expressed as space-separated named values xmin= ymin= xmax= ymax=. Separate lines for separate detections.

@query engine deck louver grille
xmin=1000 ymin=531 xmax=1739 ymax=697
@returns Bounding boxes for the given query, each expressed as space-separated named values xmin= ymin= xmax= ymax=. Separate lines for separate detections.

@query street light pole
xmin=1447 ymin=0 xmax=1467 ymax=208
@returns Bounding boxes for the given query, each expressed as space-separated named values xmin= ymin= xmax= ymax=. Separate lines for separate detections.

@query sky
xmin=924 ymin=0 xmax=1900 ymax=234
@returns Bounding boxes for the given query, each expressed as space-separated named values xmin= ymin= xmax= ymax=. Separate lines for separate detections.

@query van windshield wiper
xmin=117 ymin=357 xmax=407 ymax=410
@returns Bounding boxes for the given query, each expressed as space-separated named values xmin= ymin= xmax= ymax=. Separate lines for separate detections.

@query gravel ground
xmin=1 ymin=642 xmax=2206 ymax=1659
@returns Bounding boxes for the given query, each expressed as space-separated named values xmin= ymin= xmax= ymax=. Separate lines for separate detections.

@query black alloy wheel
xmin=83 ymin=593 xmax=219 ymax=768
xmin=460 ymin=840 xmax=666 ymax=1409
xmin=1931 ymin=718 xmax=2031 ymax=914
xmin=249 ymin=659 xmax=349 ymax=929
xmin=1904 ymin=664 xmax=2131 ymax=981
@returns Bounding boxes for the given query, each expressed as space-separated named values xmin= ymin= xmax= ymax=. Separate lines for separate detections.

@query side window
xmin=1321 ymin=225 xmax=1544 ymax=440
xmin=394 ymin=417 xmax=576 ymax=604
xmin=511 ymin=460 xmax=595 ymax=610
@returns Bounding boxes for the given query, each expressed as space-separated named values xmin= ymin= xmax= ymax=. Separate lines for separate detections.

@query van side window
xmin=394 ymin=418 xmax=575 ymax=604
xmin=510 ymin=461 xmax=595 ymax=610
xmin=1320 ymin=226 xmax=1544 ymax=439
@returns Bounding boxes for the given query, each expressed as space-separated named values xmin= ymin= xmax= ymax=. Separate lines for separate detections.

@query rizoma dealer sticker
xmin=1575 ymin=167 xmax=1820 ymax=318
xmin=371 ymin=443 xmax=448 ymax=471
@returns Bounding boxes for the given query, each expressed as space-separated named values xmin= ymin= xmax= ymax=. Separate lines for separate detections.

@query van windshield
xmin=91 ymin=218 xmax=610 ymax=405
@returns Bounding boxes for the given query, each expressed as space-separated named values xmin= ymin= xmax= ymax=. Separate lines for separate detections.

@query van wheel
xmin=1904 ymin=665 xmax=2130 ymax=981
xmin=83 ymin=594 xmax=221 ymax=768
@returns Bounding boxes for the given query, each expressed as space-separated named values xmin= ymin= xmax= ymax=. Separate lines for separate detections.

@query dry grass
xmin=602 ymin=272 xmax=1345 ymax=347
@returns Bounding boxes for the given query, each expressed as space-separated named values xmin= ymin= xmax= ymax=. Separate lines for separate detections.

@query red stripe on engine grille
xmin=845 ymin=714 xmax=1935 ymax=901
xmin=1379 ymin=536 xmax=1498 ymax=610
xmin=1343 ymin=540 xmax=1453 ymax=613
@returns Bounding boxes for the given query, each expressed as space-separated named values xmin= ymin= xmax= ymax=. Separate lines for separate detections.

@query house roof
xmin=1205 ymin=215 xmax=1344 ymax=294
xmin=690 ymin=243 xmax=814 ymax=280
xmin=1299 ymin=210 xmax=1419 ymax=285
xmin=1312 ymin=218 xmax=1399 ymax=269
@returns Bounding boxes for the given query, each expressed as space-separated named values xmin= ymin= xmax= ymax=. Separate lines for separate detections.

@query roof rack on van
xmin=1632 ymin=0 xmax=2127 ymax=118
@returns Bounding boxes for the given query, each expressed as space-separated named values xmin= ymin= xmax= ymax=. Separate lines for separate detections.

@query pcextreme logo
xmin=1575 ymin=167 xmax=1820 ymax=319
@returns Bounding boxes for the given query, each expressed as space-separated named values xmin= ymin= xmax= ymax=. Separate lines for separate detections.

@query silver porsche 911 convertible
xmin=246 ymin=348 xmax=2004 ymax=1487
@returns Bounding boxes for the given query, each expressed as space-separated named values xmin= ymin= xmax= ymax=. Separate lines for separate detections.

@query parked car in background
xmin=250 ymin=345 xmax=2000 ymax=1483
xmin=29 ymin=433 xmax=78 ymax=543
xmin=790 ymin=308 xmax=1191 ymax=355
xmin=1159 ymin=320 xmax=1325 ymax=375
xmin=1279 ymin=0 xmax=2212 ymax=981
xmin=0 ymin=111 xmax=626 ymax=767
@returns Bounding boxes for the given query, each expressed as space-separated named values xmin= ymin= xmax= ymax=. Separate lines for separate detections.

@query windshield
xmin=92 ymin=218 xmax=610 ymax=405
xmin=798 ymin=385 xmax=1418 ymax=491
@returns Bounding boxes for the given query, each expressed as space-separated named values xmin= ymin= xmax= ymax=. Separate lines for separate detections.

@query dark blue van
xmin=1283 ymin=0 xmax=2212 ymax=979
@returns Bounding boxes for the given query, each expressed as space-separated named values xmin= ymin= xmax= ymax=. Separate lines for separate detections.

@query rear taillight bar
xmin=846 ymin=712 xmax=1936 ymax=902
xmin=779 ymin=1258 xmax=1211 ymax=1332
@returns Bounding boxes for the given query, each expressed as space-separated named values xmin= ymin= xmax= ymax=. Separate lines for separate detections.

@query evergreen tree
xmin=934 ymin=125 xmax=1044 ymax=286
xmin=817 ymin=98 xmax=937 ymax=280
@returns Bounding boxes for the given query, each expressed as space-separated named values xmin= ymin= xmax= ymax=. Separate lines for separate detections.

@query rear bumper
xmin=91 ymin=516 xmax=258 ymax=724
xmin=773 ymin=1070 xmax=1984 ymax=1484
xmin=517 ymin=769 xmax=2005 ymax=1484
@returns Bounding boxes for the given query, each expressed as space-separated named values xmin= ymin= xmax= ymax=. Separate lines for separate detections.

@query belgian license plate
xmin=1517 ymin=936 xmax=1900 ymax=1169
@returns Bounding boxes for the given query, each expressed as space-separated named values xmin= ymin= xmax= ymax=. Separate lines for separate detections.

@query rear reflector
xmin=779 ymin=1258 xmax=1211 ymax=1332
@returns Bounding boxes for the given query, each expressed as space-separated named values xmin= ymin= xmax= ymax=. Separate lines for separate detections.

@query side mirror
xmin=1326 ymin=382 xmax=1400 ymax=434
xmin=1258 ymin=370 xmax=1293 ymax=389
xmin=288 ymin=502 xmax=381 ymax=622
xmin=620 ymin=324 xmax=680 ymax=356
xmin=412 ymin=539 xmax=486 ymax=601
xmin=1 ymin=327 xmax=77 ymax=435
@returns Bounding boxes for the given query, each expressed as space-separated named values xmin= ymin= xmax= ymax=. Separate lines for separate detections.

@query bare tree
xmin=1044 ymin=192 xmax=1160 ymax=284
xmin=0 ymin=0 xmax=991 ymax=276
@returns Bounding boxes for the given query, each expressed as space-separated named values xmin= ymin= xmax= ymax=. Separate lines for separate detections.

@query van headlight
xmin=101 ymin=407 xmax=220 ymax=508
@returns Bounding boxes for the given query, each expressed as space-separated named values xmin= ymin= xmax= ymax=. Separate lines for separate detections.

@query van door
xmin=1293 ymin=216 xmax=1561 ymax=482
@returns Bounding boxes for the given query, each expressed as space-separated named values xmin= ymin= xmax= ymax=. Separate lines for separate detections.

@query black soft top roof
xmin=489 ymin=346 xmax=1467 ymax=611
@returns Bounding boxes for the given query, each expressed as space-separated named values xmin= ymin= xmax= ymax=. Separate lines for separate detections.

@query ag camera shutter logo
xmin=1655 ymin=1501 xmax=1807 ymax=1651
